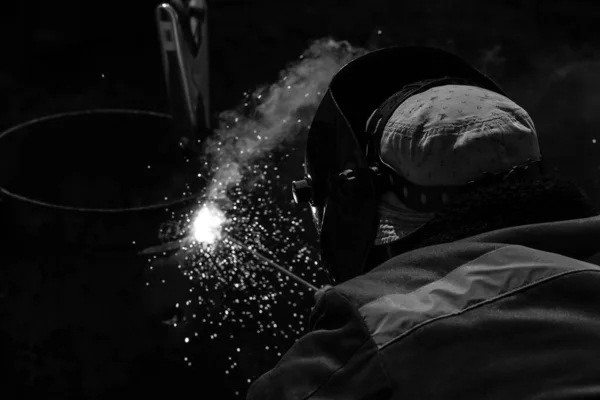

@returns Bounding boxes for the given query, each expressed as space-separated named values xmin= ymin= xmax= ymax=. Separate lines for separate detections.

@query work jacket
xmin=247 ymin=215 xmax=600 ymax=399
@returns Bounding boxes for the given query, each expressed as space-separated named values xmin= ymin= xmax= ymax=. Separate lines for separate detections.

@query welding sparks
xmin=143 ymin=38 xmax=365 ymax=398
xmin=192 ymin=203 xmax=227 ymax=245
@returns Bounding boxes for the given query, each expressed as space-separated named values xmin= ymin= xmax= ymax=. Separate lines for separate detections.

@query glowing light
xmin=192 ymin=203 xmax=227 ymax=245
xmin=143 ymin=38 xmax=365 ymax=399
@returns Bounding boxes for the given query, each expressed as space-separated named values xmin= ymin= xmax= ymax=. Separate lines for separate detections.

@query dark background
xmin=1 ymin=0 xmax=600 ymax=200
xmin=1 ymin=0 xmax=600 ymax=399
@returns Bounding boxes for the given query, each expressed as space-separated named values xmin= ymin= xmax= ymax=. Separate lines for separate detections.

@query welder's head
xmin=291 ymin=46 xmax=544 ymax=285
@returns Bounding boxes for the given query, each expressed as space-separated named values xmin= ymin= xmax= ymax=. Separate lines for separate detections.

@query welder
xmin=247 ymin=46 xmax=600 ymax=399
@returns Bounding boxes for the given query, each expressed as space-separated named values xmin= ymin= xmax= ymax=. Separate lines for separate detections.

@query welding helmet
xmin=291 ymin=46 xmax=511 ymax=285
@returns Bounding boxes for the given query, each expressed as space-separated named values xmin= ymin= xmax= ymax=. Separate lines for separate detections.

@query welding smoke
xmin=202 ymin=38 xmax=369 ymax=204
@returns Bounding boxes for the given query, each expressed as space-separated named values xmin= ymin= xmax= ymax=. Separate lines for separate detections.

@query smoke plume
xmin=202 ymin=38 xmax=369 ymax=204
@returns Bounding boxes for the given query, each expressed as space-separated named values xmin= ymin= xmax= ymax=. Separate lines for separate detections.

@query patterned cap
xmin=375 ymin=84 xmax=541 ymax=245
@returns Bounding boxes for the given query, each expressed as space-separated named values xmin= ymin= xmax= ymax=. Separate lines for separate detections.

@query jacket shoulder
xmin=355 ymin=245 xmax=600 ymax=399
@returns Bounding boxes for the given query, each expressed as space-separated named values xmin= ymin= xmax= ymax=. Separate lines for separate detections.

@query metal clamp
xmin=156 ymin=0 xmax=211 ymax=149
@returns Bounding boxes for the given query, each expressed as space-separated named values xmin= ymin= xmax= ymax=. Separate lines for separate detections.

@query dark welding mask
xmin=291 ymin=46 xmax=535 ymax=285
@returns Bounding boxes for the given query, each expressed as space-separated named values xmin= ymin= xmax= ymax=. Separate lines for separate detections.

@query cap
xmin=375 ymin=84 xmax=541 ymax=245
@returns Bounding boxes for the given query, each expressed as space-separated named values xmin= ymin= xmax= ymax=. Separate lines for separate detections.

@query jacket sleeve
xmin=246 ymin=289 xmax=393 ymax=400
